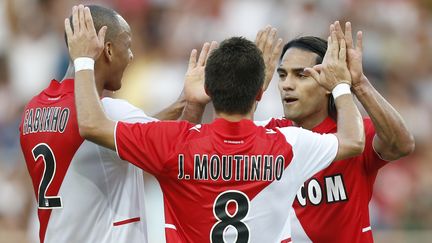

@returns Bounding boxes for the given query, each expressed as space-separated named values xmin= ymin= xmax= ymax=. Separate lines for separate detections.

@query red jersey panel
xmin=265 ymin=117 xmax=388 ymax=243
xmin=115 ymin=118 xmax=339 ymax=243
xmin=19 ymin=79 xmax=84 ymax=242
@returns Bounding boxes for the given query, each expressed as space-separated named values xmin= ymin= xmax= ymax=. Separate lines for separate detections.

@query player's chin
xmin=105 ymin=82 xmax=122 ymax=92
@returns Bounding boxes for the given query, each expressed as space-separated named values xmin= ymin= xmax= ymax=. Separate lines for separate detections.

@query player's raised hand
xmin=344 ymin=22 xmax=365 ymax=88
xmin=64 ymin=5 xmax=107 ymax=61
xmin=304 ymin=24 xmax=352 ymax=91
xmin=255 ymin=25 xmax=283 ymax=92
xmin=184 ymin=41 xmax=218 ymax=105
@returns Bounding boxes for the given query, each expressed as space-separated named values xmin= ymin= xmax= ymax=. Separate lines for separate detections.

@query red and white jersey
xmin=115 ymin=118 xmax=339 ymax=242
xmin=20 ymin=79 xmax=155 ymax=243
xmin=264 ymin=117 xmax=388 ymax=243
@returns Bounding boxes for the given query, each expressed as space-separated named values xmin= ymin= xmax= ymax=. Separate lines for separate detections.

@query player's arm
xmin=65 ymin=5 xmax=115 ymax=150
xmin=305 ymin=25 xmax=365 ymax=161
xmin=152 ymin=91 xmax=186 ymax=121
xmin=338 ymin=21 xmax=415 ymax=160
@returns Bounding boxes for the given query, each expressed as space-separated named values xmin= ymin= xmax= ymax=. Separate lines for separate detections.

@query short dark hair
xmin=65 ymin=5 xmax=122 ymax=46
xmin=281 ymin=36 xmax=337 ymax=119
xmin=205 ymin=37 xmax=265 ymax=115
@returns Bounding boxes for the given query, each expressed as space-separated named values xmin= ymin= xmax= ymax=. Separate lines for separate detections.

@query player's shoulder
xmin=255 ymin=117 xmax=293 ymax=129
xmin=101 ymin=97 xmax=156 ymax=123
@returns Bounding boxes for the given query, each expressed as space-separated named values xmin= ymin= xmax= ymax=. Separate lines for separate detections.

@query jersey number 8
xmin=210 ymin=190 xmax=250 ymax=243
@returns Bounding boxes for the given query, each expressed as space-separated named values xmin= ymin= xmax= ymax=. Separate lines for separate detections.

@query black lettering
xmin=274 ymin=155 xmax=284 ymax=180
xmin=210 ymin=155 xmax=220 ymax=180
xmin=194 ymin=154 xmax=208 ymax=180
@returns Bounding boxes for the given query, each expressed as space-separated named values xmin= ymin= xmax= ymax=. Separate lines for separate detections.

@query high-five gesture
xmin=333 ymin=21 xmax=365 ymax=89
xmin=255 ymin=25 xmax=283 ymax=91
xmin=304 ymin=24 xmax=352 ymax=91
xmin=64 ymin=5 xmax=107 ymax=61
xmin=184 ymin=41 xmax=218 ymax=105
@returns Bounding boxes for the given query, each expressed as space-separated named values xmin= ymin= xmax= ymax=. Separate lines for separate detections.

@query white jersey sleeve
xmin=100 ymin=98 xmax=165 ymax=243
xmin=278 ymin=126 xmax=338 ymax=182
xmin=102 ymin=97 xmax=158 ymax=123
xmin=253 ymin=118 xmax=272 ymax=127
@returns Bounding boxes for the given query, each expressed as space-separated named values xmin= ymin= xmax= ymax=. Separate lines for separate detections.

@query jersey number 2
xmin=210 ymin=190 xmax=250 ymax=243
xmin=32 ymin=143 xmax=62 ymax=209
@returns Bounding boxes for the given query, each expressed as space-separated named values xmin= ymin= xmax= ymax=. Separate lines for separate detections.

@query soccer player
xmin=67 ymin=5 xmax=365 ymax=242
xmin=19 ymin=5 xmax=203 ymax=243
xmin=266 ymin=22 xmax=415 ymax=242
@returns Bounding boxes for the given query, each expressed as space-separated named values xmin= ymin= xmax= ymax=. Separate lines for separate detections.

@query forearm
xmin=75 ymin=70 xmax=116 ymax=150
xmin=180 ymin=102 xmax=206 ymax=124
xmin=334 ymin=93 xmax=365 ymax=161
xmin=153 ymin=92 xmax=187 ymax=120
xmin=353 ymin=77 xmax=415 ymax=159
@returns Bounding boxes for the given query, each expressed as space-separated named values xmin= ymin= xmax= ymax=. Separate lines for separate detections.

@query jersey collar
xmin=43 ymin=79 xmax=74 ymax=97
xmin=212 ymin=118 xmax=258 ymax=136
xmin=311 ymin=116 xmax=337 ymax=133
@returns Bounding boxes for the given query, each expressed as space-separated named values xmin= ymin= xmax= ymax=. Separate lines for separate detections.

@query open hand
xmin=64 ymin=5 xmax=107 ymax=61
xmin=255 ymin=25 xmax=283 ymax=92
xmin=184 ymin=41 xmax=218 ymax=105
xmin=333 ymin=21 xmax=365 ymax=88
xmin=304 ymin=24 xmax=352 ymax=91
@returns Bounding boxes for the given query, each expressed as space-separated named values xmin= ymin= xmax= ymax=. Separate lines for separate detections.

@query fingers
xmin=272 ymin=38 xmax=283 ymax=62
xmin=98 ymin=26 xmax=107 ymax=46
xmin=330 ymin=27 xmax=339 ymax=59
xmin=263 ymin=27 xmax=277 ymax=57
xmin=256 ymin=25 xmax=271 ymax=50
xmin=78 ymin=5 xmax=85 ymax=33
xmin=72 ymin=5 xmax=79 ymax=33
xmin=356 ymin=31 xmax=363 ymax=53
xmin=206 ymin=41 xmax=218 ymax=64
xmin=84 ymin=6 xmax=95 ymax=33
xmin=255 ymin=29 xmax=264 ymax=49
xmin=339 ymin=39 xmax=346 ymax=61
xmin=303 ymin=67 xmax=320 ymax=82
xmin=334 ymin=21 xmax=344 ymax=42
xmin=197 ymin=42 xmax=210 ymax=66
xmin=64 ymin=18 xmax=73 ymax=43
xmin=345 ymin=22 xmax=354 ymax=49
xmin=188 ymin=49 xmax=198 ymax=69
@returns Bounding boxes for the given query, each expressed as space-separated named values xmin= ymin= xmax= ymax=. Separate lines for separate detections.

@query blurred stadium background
xmin=0 ymin=0 xmax=431 ymax=242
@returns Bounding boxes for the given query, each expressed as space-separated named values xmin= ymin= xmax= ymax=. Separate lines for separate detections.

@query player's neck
xmin=215 ymin=111 xmax=254 ymax=122
xmin=61 ymin=63 xmax=104 ymax=96
xmin=61 ymin=64 xmax=75 ymax=81
xmin=292 ymin=110 xmax=329 ymax=130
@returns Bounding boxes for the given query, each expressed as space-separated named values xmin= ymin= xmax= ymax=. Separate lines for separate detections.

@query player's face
xmin=277 ymin=48 xmax=329 ymax=123
xmin=105 ymin=16 xmax=133 ymax=91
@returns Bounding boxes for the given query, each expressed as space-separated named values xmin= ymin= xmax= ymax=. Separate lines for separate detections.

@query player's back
xmin=20 ymin=79 xmax=83 ymax=242
xmin=115 ymin=118 xmax=339 ymax=243
xmin=20 ymin=80 xmax=148 ymax=243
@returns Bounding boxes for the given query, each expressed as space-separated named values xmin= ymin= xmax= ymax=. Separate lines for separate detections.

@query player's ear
xmin=103 ymin=42 xmax=113 ymax=62
xmin=255 ymin=88 xmax=263 ymax=101
xmin=205 ymin=87 xmax=210 ymax=96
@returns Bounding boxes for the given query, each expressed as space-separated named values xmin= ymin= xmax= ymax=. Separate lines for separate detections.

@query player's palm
xmin=184 ymin=41 xmax=218 ymax=105
xmin=184 ymin=65 xmax=210 ymax=104
xmin=255 ymin=26 xmax=283 ymax=92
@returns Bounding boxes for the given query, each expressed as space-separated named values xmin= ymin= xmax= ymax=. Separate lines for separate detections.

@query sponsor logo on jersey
xmin=296 ymin=174 xmax=348 ymax=206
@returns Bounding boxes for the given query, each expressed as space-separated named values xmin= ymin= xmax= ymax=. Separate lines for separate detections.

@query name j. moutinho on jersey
xmin=177 ymin=154 xmax=286 ymax=181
